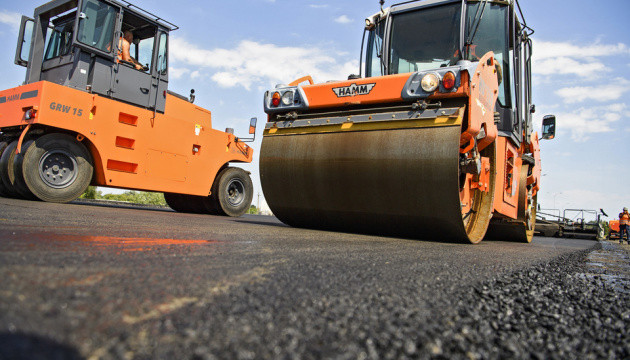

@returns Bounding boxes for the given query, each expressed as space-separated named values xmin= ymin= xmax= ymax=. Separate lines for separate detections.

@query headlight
xmin=421 ymin=73 xmax=440 ymax=93
xmin=281 ymin=91 xmax=294 ymax=106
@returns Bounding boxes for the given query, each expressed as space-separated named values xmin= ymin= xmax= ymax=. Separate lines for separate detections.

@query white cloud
xmin=170 ymin=37 xmax=357 ymax=90
xmin=533 ymin=40 xmax=630 ymax=78
xmin=553 ymin=103 xmax=627 ymax=142
xmin=555 ymin=78 xmax=630 ymax=104
xmin=309 ymin=4 xmax=329 ymax=9
xmin=334 ymin=15 xmax=352 ymax=24
xmin=534 ymin=57 xmax=608 ymax=78
xmin=0 ymin=10 xmax=20 ymax=29
xmin=169 ymin=67 xmax=190 ymax=80
xmin=534 ymin=41 xmax=630 ymax=60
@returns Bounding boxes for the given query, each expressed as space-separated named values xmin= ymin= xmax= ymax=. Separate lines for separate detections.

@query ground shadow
xmin=0 ymin=332 xmax=84 ymax=360
xmin=233 ymin=218 xmax=290 ymax=228
xmin=71 ymin=199 xmax=172 ymax=213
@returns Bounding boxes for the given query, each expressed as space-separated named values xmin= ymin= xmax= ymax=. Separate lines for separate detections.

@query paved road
xmin=0 ymin=197 xmax=616 ymax=359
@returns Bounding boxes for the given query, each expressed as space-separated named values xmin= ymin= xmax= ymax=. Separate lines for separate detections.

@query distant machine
xmin=537 ymin=208 xmax=607 ymax=240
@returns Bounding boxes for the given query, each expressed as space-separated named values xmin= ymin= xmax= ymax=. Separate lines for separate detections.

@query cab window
xmin=366 ymin=22 xmax=385 ymax=77
xmin=44 ymin=20 xmax=74 ymax=60
xmin=156 ymin=32 xmax=167 ymax=75
xmin=119 ymin=9 xmax=158 ymax=72
xmin=129 ymin=35 xmax=154 ymax=70
xmin=76 ymin=0 xmax=117 ymax=53
xmin=465 ymin=3 xmax=510 ymax=107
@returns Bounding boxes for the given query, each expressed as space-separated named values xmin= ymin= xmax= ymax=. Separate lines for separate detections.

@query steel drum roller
xmin=260 ymin=111 xmax=492 ymax=242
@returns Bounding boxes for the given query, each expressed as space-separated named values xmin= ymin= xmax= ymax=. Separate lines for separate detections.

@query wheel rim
xmin=38 ymin=149 xmax=78 ymax=189
xmin=226 ymin=178 xmax=245 ymax=207
xmin=459 ymin=143 xmax=496 ymax=243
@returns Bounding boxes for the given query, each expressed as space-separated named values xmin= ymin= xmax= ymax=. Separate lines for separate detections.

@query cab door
xmin=111 ymin=29 xmax=154 ymax=109
xmin=14 ymin=16 xmax=34 ymax=67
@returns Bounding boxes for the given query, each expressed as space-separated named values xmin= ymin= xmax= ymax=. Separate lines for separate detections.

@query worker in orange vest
xmin=619 ymin=207 xmax=630 ymax=244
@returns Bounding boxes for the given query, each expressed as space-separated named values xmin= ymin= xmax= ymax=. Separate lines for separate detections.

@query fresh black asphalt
xmin=0 ymin=197 xmax=627 ymax=359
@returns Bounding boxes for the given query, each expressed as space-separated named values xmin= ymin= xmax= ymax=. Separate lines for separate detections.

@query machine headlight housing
xmin=23 ymin=106 xmax=38 ymax=120
xmin=421 ymin=73 xmax=440 ymax=93
xmin=281 ymin=91 xmax=294 ymax=106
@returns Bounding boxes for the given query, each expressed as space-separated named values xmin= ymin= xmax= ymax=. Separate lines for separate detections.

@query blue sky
xmin=0 ymin=0 xmax=628 ymax=221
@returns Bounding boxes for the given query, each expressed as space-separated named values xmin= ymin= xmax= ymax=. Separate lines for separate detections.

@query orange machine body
xmin=0 ymin=81 xmax=252 ymax=196
xmin=283 ymin=56 xmax=537 ymax=221
xmin=609 ymin=220 xmax=620 ymax=233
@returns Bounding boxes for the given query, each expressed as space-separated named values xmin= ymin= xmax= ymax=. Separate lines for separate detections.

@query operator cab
xmin=361 ymin=0 xmax=549 ymax=145
xmin=15 ymin=0 xmax=175 ymax=113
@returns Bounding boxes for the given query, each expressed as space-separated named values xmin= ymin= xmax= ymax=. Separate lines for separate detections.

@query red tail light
xmin=271 ymin=92 xmax=281 ymax=107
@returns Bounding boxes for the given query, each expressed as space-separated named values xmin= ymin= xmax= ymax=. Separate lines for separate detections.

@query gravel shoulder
xmin=419 ymin=241 xmax=630 ymax=359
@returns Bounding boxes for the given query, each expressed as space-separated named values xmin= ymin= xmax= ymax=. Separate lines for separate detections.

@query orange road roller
xmin=0 ymin=0 xmax=255 ymax=217
xmin=260 ymin=0 xmax=556 ymax=243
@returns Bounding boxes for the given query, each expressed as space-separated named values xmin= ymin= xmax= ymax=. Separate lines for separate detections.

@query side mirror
xmin=249 ymin=117 xmax=257 ymax=135
xmin=239 ymin=117 xmax=257 ymax=142
xmin=541 ymin=115 xmax=556 ymax=140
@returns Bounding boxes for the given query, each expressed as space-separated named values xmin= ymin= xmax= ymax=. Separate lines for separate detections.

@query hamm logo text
xmin=332 ymin=83 xmax=376 ymax=98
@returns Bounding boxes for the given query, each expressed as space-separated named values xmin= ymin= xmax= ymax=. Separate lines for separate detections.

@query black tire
xmin=213 ymin=167 xmax=253 ymax=217
xmin=164 ymin=192 xmax=188 ymax=212
xmin=12 ymin=139 xmax=37 ymax=200
xmin=183 ymin=195 xmax=209 ymax=214
xmin=164 ymin=192 xmax=207 ymax=214
xmin=0 ymin=141 xmax=12 ymax=197
xmin=0 ymin=140 xmax=22 ymax=198
xmin=201 ymin=195 xmax=221 ymax=215
xmin=22 ymin=133 xmax=93 ymax=203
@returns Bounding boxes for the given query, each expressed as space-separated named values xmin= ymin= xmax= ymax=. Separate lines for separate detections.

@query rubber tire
xmin=201 ymin=195 xmax=221 ymax=215
xmin=164 ymin=192 xmax=207 ymax=214
xmin=183 ymin=195 xmax=209 ymax=214
xmin=22 ymin=133 xmax=93 ymax=203
xmin=164 ymin=192 xmax=188 ymax=212
xmin=204 ymin=166 xmax=228 ymax=216
xmin=485 ymin=164 xmax=536 ymax=243
xmin=0 ymin=141 xmax=12 ymax=197
xmin=213 ymin=167 xmax=253 ymax=217
xmin=12 ymin=139 xmax=38 ymax=200
xmin=0 ymin=141 xmax=22 ymax=198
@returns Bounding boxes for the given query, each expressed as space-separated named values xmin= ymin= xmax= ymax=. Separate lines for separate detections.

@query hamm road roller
xmin=0 ymin=0 xmax=256 ymax=216
xmin=260 ymin=0 xmax=556 ymax=243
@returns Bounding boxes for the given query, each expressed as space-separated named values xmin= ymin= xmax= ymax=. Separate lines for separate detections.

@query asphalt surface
xmin=0 ymin=197 xmax=627 ymax=359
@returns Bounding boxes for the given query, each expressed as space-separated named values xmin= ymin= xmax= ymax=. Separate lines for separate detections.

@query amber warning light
xmin=271 ymin=92 xmax=281 ymax=107
xmin=442 ymin=72 xmax=456 ymax=90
